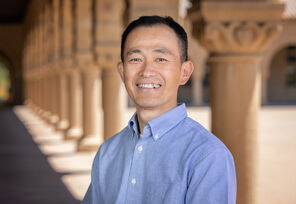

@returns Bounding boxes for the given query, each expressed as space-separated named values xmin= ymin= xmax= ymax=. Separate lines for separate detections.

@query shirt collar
xmin=128 ymin=113 xmax=140 ymax=137
xmin=128 ymin=103 xmax=187 ymax=141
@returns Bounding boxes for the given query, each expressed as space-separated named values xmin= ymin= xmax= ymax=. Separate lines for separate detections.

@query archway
xmin=0 ymin=52 xmax=17 ymax=106
xmin=0 ymin=62 xmax=11 ymax=104
xmin=267 ymin=45 xmax=296 ymax=104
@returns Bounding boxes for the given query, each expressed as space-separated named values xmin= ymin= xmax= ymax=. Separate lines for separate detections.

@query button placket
xmin=127 ymin=140 xmax=145 ymax=188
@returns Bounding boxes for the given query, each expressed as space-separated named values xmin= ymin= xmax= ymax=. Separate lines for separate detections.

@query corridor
xmin=0 ymin=107 xmax=81 ymax=204
xmin=1 ymin=105 xmax=296 ymax=203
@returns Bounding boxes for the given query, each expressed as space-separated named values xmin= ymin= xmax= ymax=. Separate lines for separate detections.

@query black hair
xmin=121 ymin=15 xmax=188 ymax=63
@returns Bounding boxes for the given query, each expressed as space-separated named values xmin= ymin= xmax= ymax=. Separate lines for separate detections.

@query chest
xmin=98 ymin=137 xmax=192 ymax=203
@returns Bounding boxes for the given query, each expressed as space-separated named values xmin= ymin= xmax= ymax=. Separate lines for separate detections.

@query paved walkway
xmin=0 ymin=107 xmax=81 ymax=204
xmin=1 ymin=105 xmax=296 ymax=203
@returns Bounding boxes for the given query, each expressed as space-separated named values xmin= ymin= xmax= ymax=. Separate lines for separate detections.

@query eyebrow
xmin=126 ymin=49 xmax=142 ymax=57
xmin=126 ymin=48 xmax=173 ymax=57
xmin=152 ymin=48 xmax=173 ymax=55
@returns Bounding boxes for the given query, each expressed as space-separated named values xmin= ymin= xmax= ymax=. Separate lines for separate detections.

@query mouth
xmin=136 ymin=83 xmax=161 ymax=89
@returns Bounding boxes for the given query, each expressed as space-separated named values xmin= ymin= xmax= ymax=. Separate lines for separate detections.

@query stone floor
xmin=0 ymin=105 xmax=295 ymax=203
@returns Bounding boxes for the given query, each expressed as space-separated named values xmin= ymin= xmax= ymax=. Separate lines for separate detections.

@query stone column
xmin=94 ymin=0 xmax=126 ymax=140
xmin=49 ymin=72 xmax=59 ymax=125
xmin=56 ymin=71 xmax=69 ymax=131
xmin=102 ymin=68 xmax=126 ymax=140
xmin=36 ymin=77 xmax=43 ymax=115
xmin=41 ymin=73 xmax=50 ymax=119
xmin=61 ymin=0 xmax=82 ymax=140
xmin=78 ymin=67 xmax=103 ymax=151
xmin=189 ymin=1 xmax=283 ymax=203
xmin=66 ymin=69 xmax=83 ymax=140
xmin=129 ymin=0 xmax=179 ymax=20
xmin=52 ymin=0 xmax=63 ymax=128
xmin=75 ymin=0 xmax=103 ymax=151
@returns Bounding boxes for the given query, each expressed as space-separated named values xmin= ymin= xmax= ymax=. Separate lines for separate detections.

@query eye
xmin=129 ymin=58 xmax=142 ymax=63
xmin=155 ymin=58 xmax=168 ymax=62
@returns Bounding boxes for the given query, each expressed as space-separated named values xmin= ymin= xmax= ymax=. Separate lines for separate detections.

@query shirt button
xmin=154 ymin=134 xmax=159 ymax=140
xmin=131 ymin=178 xmax=136 ymax=184
xmin=137 ymin=145 xmax=143 ymax=152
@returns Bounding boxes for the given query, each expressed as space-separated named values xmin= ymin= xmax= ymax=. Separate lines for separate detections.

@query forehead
xmin=124 ymin=25 xmax=180 ymax=52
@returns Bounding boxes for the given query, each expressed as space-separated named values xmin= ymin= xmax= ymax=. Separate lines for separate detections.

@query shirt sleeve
xmin=81 ymin=183 xmax=93 ymax=204
xmin=81 ymin=147 xmax=102 ymax=204
xmin=185 ymin=147 xmax=237 ymax=204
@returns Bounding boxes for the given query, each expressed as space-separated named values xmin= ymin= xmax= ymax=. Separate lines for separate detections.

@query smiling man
xmin=82 ymin=16 xmax=236 ymax=204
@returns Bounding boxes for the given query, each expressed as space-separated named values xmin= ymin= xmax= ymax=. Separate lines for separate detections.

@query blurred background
xmin=0 ymin=0 xmax=295 ymax=203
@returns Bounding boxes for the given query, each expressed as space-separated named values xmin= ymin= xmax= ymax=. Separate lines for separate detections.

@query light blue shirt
xmin=82 ymin=104 xmax=236 ymax=204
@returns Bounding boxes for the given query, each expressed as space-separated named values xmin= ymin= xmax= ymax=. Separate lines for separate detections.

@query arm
xmin=185 ymin=147 xmax=237 ymax=204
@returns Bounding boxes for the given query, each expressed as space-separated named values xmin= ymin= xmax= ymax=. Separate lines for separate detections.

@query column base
xmin=65 ymin=127 xmax=83 ymax=140
xmin=77 ymin=136 xmax=103 ymax=152
xmin=56 ymin=120 xmax=69 ymax=131
xmin=49 ymin=115 xmax=59 ymax=125
xmin=36 ymin=108 xmax=44 ymax=116
xmin=41 ymin=111 xmax=50 ymax=120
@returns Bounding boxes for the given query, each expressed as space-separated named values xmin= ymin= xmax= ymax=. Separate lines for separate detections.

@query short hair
xmin=121 ymin=15 xmax=188 ymax=63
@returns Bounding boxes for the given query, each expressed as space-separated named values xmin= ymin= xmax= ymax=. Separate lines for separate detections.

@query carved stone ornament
xmin=188 ymin=1 xmax=285 ymax=55
xmin=201 ymin=20 xmax=282 ymax=54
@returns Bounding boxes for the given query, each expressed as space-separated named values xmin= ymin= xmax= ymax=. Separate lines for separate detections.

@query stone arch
xmin=0 ymin=51 xmax=17 ymax=105
xmin=267 ymin=44 xmax=296 ymax=103
xmin=261 ymin=23 xmax=296 ymax=104
xmin=264 ymin=41 xmax=296 ymax=77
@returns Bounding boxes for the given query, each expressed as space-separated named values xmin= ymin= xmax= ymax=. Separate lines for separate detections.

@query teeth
xmin=137 ymin=84 xmax=161 ymax=89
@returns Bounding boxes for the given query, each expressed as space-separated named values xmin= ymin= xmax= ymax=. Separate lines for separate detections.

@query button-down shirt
xmin=82 ymin=104 xmax=236 ymax=204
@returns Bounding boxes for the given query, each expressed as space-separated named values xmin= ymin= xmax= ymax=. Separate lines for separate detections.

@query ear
xmin=179 ymin=61 xmax=194 ymax=85
xmin=117 ymin=61 xmax=124 ymax=81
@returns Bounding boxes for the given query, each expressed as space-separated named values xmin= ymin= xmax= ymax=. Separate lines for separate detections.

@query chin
xmin=135 ymin=100 xmax=161 ymax=110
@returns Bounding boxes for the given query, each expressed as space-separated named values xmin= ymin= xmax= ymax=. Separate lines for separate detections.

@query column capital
xmin=189 ymin=1 xmax=285 ymax=55
xmin=95 ymin=45 xmax=120 ymax=68
xmin=75 ymin=52 xmax=96 ymax=70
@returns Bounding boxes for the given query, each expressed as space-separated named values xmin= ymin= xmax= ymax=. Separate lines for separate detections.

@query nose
xmin=139 ymin=60 xmax=156 ymax=77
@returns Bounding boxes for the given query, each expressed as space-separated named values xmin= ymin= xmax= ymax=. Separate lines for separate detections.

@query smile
xmin=136 ymin=83 xmax=161 ymax=89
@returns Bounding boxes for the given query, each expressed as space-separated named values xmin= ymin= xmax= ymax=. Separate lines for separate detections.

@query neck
xmin=136 ymin=103 xmax=177 ymax=134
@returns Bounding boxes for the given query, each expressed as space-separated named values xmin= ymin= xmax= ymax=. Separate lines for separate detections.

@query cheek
xmin=162 ymin=67 xmax=181 ymax=86
xmin=123 ymin=70 xmax=136 ymax=87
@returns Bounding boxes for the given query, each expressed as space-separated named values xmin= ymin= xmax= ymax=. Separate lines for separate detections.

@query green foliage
xmin=0 ymin=62 xmax=10 ymax=101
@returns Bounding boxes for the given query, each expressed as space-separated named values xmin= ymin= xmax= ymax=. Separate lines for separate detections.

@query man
xmin=82 ymin=16 xmax=236 ymax=204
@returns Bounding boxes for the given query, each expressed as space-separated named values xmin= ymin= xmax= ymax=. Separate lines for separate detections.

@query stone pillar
xmin=41 ymin=73 xmax=50 ymax=119
xmin=48 ymin=72 xmax=59 ymax=124
xmin=129 ymin=0 xmax=179 ymax=20
xmin=94 ymin=0 xmax=126 ymax=140
xmin=189 ymin=1 xmax=284 ymax=203
xmin=210 ymin=56 xmax=261 ymax=204
xmin=75 ymin=0 xmax=103 ymax=151
xmin=56 ymin=71 xmax=69 ymax=131
xmin=61 ymin=0 xmax=82 ymax=140
xmin=36 ymin=77 xmax=43 ymax=115
xmin=66 ymin=69 xmax=83 ymax=140
xmin=78 ymin=68 xmax=103 ymax=151
xmin=52 ymin=0 xmax=63 ymax=128
xmin=102 ymin=68 xmax=126 ymax=140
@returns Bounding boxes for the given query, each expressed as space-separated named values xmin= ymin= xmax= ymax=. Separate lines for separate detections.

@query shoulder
xmin=180 ymin=117 xmax=233 ymax=162
xmin=94 ymin=126 xmax=131 ymax=159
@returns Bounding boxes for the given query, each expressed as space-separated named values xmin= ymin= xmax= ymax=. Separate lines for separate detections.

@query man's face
xmin=118 ymin=25 xmax=193 ymax=112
